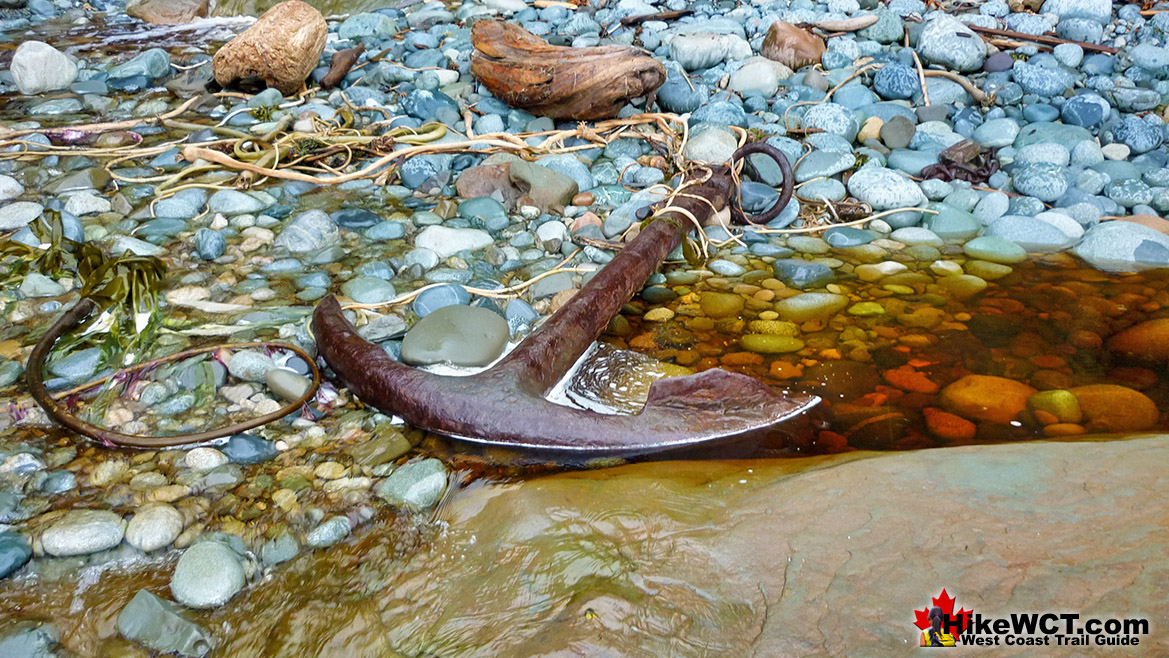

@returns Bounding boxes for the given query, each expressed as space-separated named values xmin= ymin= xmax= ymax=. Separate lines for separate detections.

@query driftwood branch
xmin=470 ymin=20 xmax=665 ymax=120
xmin=968 ymin=25 xmax=1120 ymax=54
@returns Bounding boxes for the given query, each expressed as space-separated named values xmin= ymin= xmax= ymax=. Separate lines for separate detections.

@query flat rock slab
xmin=5 ymin=437 xmax=1169 ymax=656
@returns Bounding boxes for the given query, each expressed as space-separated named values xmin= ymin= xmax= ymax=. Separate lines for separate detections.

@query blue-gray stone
xmin=1023 ymin=104 xmax=1060 ymax=122
xmin=306 ymin=516 xmax=350 ymax=548
xmin=191 ymin=229 xmax=224 ymax=261
xmin=1060 ymin=94 xmax=1110 ymax=128
xmin=40 ymin=471 xmax=75 ymax=494
xmin=1112 ymin=116 xmax=1164 ymax=155
xmin=739 ymin=181 xmax=779 ymax=213
xmin=117 ymin=589 xmax=212 ymax=658
xmin=824 ymin=226 xmax=875 ymax=247
xmin=49 ymin=347 xmax=101 ymax=381
xmin=0 ymin=532 xmax=31 ymax=579
xmin=338 ymin=12 xmax=398 ymax=40
xmin=1056 ymin=18 xmax=1103 ymax=44
xmin=274 ymin=210 xmax=339 ymax=253
xmin=972 ymin=118 xmax=1020 ymax=148
xmin=399 ymin=154 xmax=451 ymax=189
xmin=985 ymin=215 xmax=1076 ymax=251
xmin=330 ymin=209 xmax=380 ymax=229
xmin=365 ymin=221 xmax=407 ymax=241
xmin=342 ymin=276 xmax=397 ymax=304
xmin=1073 ymin=220 xmax=1169 ymax=271
xmin=0 ymin=359 xmax=22 ymax=388
xmin=872 ymin=63 xmax=919 ymax=100
xmin=222 ymin=434 xmax=278 ymax=465
xmin=654 ymin=61 xmax=708 ymax=114
xmin=375 ymin=458 xmax=448 ymax=509
xmin=1011 ymin=60 xmax=1074 ymax=96
xmin=208 ymin=190 xmax=266 ymax=215
xmin=1113 ymin=87 xmax=1163 ymax=113
xmin=402 ymin=89 xmax=457 ymax=120
xmin=772 ymin=259 xmax=834 ymax=289
xmin=801 ymin=102 xmax=859 ymax=141
xmin=504 ymin=299 xmax=539 ymax=334
xmin=108 ymin=48 xmax=171 ymax=80
xmin=412 ymin=284 xmax=470 ymax=317
xmin=690 ymin=101 xmax=746 ymax=128
xmin=1011 ymin=162 xmax=1069 ymax=202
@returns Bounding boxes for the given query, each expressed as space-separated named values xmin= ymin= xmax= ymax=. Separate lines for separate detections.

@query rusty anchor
xmin=313 ymin=144 xmax=818 ymax=456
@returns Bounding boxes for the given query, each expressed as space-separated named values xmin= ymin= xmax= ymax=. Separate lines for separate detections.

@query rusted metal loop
xmin=729 ymin=142 xmax=794 ymax=226
xmin=27 ymin=297 xmax=321 ymax=448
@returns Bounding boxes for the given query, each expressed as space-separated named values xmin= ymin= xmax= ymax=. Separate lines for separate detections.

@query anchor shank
xmin=494 ymin=167 xmax=737 ymax=393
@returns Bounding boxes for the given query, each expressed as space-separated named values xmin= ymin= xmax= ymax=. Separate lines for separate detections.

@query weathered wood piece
xmin=968 ymin=25 xmax=1120 ymax=54
xmin=761 ymin=20 xmax=826 ymax=70
xmin=320 ymin=44 xmax=364 ymax=88
xmin=212 ymin=0 xmax=327 ymax=95
xmin=470 ymin=20 xmax=666 ymax=120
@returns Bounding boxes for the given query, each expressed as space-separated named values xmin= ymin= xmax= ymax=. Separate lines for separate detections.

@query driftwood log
xmin=470 ymin=20 xmax=666 ymax=120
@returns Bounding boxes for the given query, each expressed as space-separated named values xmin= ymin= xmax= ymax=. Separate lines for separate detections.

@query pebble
xmin=400 ymin=305 xmax=510 ymax=367
xmin=306 ymin=516 xmax=351 ymax=548
xmin=170 ymin=541 xmax=246 ymax=609
xmin=10 ymin=41 xmax=77 ymax=94
xmin=41 ymin=510 xmax=125 ymax=557
xmin=376 ymin=458 xmax=448 ymax=510
xmin=125 ymin=503 xmax=184 ymax=552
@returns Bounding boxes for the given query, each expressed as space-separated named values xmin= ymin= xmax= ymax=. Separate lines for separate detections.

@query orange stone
xmin=881 ymin=367 xmax=939 ymax=394
xmin=1029 ymin=355 xmax=1067 ymax=369
xmin=722 ymin=352 xmax=764 ymax=366
xmin=938 ymin=375 xmax=1036 ymax=425
xmin=1107 ymin=318 xmax=1169 ymax=363
xmin=922 ymin=407 xmax=977 ymax=441
xmin=1043 ymin=423 xmax=1086 ymax=437
xmin=769 ymin=360 xmax=803 ymax=380
xmin=1069 ymin=385 xmax=1160 ymax=433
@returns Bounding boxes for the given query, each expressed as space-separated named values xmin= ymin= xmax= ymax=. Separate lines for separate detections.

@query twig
xmin=0 ymin=95 xmax=204 ymax=141
xmin=968 ymin=25 xmax=1119 ymax=54
xmin=911 ymin=50 xmax=930 ymax=107
xmin=620 ymin=9 xmax=692 ymax=26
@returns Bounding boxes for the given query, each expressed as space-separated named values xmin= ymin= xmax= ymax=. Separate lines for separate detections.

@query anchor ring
xmin=729 ymin=142 xmax=794 ymax=226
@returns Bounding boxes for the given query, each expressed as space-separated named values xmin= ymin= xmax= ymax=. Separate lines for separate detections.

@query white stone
xmin=0 ymin=175 xmax=23 ymax=203
xmin=535 ymin=220 xmax=569 ymax=244
xmin=41 ymin=510 xmax=125 ymax=557
xmin=183 ymin=447 xmax=228 ymax=472
xmin=1033 ymin=211 xmax=1085 ymax=240
xmin=125 ymin=503 xmax=184 ymax=552
xmin=414 ymin=225 xmax=494 ymax=258
xmin=918 ymin=14 xmax=986 ymax=72
xmin=1101 ymin=143 xmax=1131 ymax=161
xmin=0 ymin=201 xmax=43 ymax=231
xmin=846 ymin=167 xmax=926 ymax=210
xmin=64 ymin=192 xmax=112 ymax=216
xmin=170 ymin=541 xmax=246 ymax=608
xmin=9 ymin=41 xmax=78 ymax=95
xmin=930 ymin=260 xmax=964 ymax=276
xmin=683 ymin=125 xmax=738 ymax=164
xmin=727 ymin=57 xmax=791 ymax=97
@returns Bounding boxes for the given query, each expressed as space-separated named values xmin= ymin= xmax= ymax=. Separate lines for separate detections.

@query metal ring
xmin=729 ymin=142 xmax=794 ymax=226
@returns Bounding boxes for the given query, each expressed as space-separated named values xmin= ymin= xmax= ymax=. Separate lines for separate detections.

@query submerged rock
xmin=170 ymin=541 xmax=246 ymax=609
xmin=117 ymin=589 xmax=212 ymax=657
xmin=376 ymin=458 xmax=448 ymax=510
xmin=40 ymin=510 xmax=125 ymax=557
xmin=939 ymin=375 xmax=1036 ymax=424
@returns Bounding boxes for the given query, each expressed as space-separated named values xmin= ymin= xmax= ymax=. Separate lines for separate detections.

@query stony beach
xmin=1 ymin=0 xmax=1169 ymax=654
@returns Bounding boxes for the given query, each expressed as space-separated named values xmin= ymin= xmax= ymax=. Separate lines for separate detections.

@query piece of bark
xmin=320 ymin=44 xmax=364 ymax=88
xmin=939 ymin=139 xmax=983 ymax=165
xmin=212 ymin=0 xmax=327 ymax=95
xmin=127 ymin=0 xmax=209 ymax=24
xmin=761 ymin=20 xmax=826 ymax=70
xmin=470 ymin=20 xmax=665 ymax=120
xmin=620 ymin=9 xmax=692 ymax=26
xmin=809 ymin=16 xmax=878 ymax=32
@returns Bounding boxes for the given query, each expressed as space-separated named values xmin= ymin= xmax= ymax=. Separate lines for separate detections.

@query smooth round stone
xmin=330 ymin=208 xmax=380 ymax=229
xmin=801 ymin=103 xmax=859 ymax=141
xmin=925 ymin=206 xmax=980 ymax=240
xmin=772 ymin=259 xmax=833 ymax=289
xmin=170 ymin=541 xmax=246 ymax=609
xmin=221 ymin=434 xmax=278 ymax=465
xmin=786 ymin=236 xmax=831 ymax=254
xmin=342 ymin=276 xmax=397 ymax=304
xmin=227 ymin=351 xmax=276 ymax=382
xmin=412 ymin=284 xmax=470 ymax=317
xmin=823 ymin=226 xmax=874 ymax=247
xmin=1073 ymin=221 xmax=1169 ymax=272
xmin=1028 ymin=389 xmax=1081 ymax=423
xmin=1060 ymin=94 xmax=1109 ymax=128
xmin=936 ymin=274 xmax=989 ymax=300
xmin=193 ymin=229 xmax=226 ymax=261
xmin=848 ymin=301 xmax=886 ymax=316
xmin=707 ymin=259 xmax=746 ymax=276
xmin=1070 ymin=385 xmax=1158 ymax=432
xmin=41 ymin=510 xmax=125 ymax=557
xmin=964 ymin=236 xmax=1027 ymax=264
xmin=400 ymin=305 xmax=509 ymax=367
xmin=972 ymin=118 xmax=1019 ymax=148
xmin=982 ymin=51 xmax=1014 ymax=72
xmin=1011 ymin=162 xmax=1068 ymax=202
xmin=376 ymin=458 xmax=448 ymax=509
xmin=125 ymin=503 xmax=183 ymax=552
xmin=889 ymin=227 xmax=942 ymax=246
xmin=0 ymin=532 xmax=32 ymax=579
xmin=847 ymin=167 xmax=925 ymax=209
xmin=873 ymin=63 xmax=919 ymax=100
xmin=265 ymin=369 xmax=310 ymax=402
xmin=1022 ymin=104 xmax=1059 ymax=122
xmin=985 ymin=215 xmax=1077 ymax=251
xmin=366 ymin=221 xmax=407 ymax=241
xmin=794 ymin=150 xmax=855 ymax=183
xmin=699 ymin=292 xmax=745 ymax=318
xmin=855 ymin=261 xmax=907 ymax=281
xmin=306 ymin=516 xmax=351 ymax=548
xmin=184 ymin=448 xmax=228 ymax=472
xmin=774 ymin=292 xmax=849 ymax=322
xmin=800 ymin=178 xmax=847 ymax=202
xmin=940 ymin=375 xmax=1035 ymax=424
xmin=740 ymin=334 xmax=804 ymax=354
xmin=1112 ymin=116 xmax=1164 ymax=155
xmin=964 ymin=260 xmax=1013 ymax=280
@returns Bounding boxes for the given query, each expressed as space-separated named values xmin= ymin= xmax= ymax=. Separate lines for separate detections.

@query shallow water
xmin=2 ymin=9 xmax=1169 ymax=658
